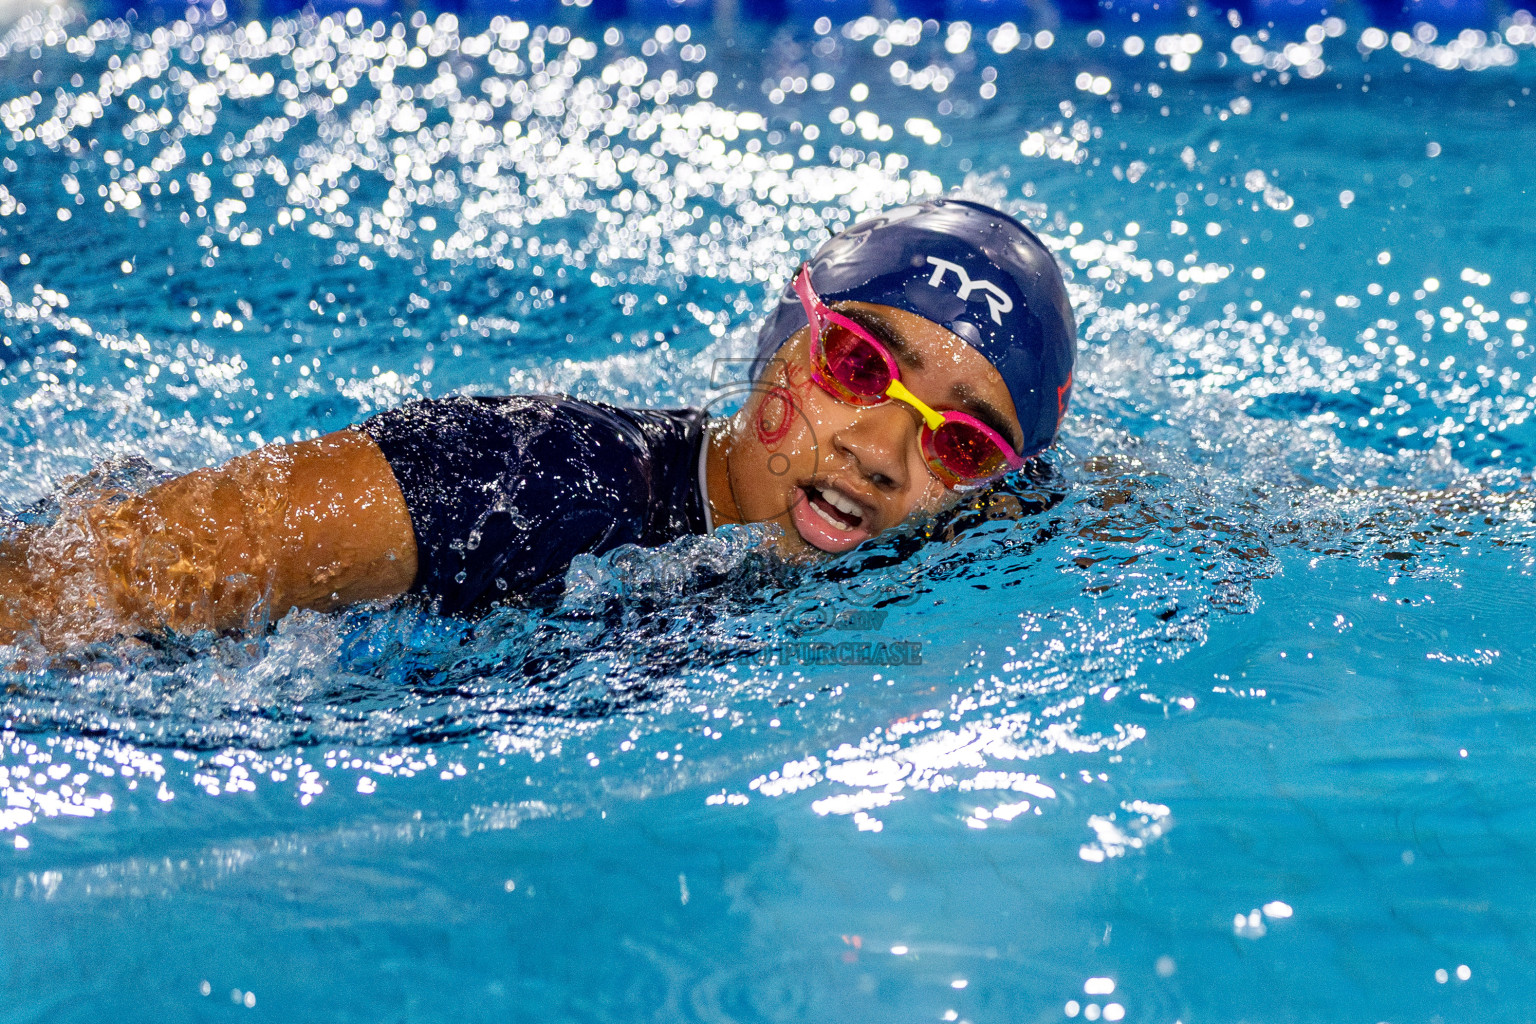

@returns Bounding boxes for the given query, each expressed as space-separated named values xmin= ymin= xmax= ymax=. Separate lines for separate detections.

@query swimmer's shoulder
xmin=354 ymin=393 xmax=712 ymax=612
xmin=358 ymin=392 xmax=706 ymax=444
xmin=358 ymin=393 xmax=708 ymax=495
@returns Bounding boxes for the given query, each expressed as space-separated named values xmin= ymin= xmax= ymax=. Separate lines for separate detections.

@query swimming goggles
xmin=793 ymin=265 xmax=1026 ymax=490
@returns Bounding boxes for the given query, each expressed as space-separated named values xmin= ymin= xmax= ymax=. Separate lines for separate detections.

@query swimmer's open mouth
xmin=790 ymin=483 xmax=875 ymax=554
xmin=805 ymin=484 xmax=865 ymax=531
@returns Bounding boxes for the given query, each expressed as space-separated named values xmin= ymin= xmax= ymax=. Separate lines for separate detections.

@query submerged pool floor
xmin=1 ymin=4 xmax=1535 ymax=1021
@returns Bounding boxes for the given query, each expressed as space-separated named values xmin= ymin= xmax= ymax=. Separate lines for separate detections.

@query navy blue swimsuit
xmin=359 ymin=395 xmax=711 ymax=613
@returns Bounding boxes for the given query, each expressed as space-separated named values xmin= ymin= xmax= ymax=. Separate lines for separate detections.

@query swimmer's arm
xmin=0 ymin=430 xmax=418 ymax=648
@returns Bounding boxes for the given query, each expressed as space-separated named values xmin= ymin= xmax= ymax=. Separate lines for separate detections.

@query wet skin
xmin=704 ymin=300 xmax=1025 ymax=555
xmin=0 ymin=431 xmax=418 ymax=647
xmin=0 ymin=302 xmax=1021 ymax=647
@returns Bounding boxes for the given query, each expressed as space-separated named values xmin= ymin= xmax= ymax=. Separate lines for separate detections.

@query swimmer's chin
xmin=748 ymin=484 xmax=960 ymax=558
xmin=740 ymin=513 xmax=860 ymax=560
xmin=733 ymin=492 xmax=904 ymax=558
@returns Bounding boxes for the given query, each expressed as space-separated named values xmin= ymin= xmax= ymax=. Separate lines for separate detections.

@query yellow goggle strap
xmin=883 ymin=378 xmax=947 ymax=432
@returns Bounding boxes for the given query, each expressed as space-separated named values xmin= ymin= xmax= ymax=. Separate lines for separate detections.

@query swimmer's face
xmin=720 ymin=302 xmax=1023 ymax=555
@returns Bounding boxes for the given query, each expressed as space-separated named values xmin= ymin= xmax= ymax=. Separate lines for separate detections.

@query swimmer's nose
xmin=832 ymin=401 xmax=920 ymax=493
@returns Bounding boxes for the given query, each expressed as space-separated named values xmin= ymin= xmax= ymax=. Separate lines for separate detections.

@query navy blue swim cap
xmin=752 ymin=198 xmax=1077 ymax=458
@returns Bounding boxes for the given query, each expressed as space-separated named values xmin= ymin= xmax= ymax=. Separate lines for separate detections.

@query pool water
xmin=2 ymin=3 xmax=1535 ymax=1020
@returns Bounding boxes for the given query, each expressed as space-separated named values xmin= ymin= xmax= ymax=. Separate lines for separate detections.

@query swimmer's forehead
xmin=835 ymin=302 xmax=1024 ymax=451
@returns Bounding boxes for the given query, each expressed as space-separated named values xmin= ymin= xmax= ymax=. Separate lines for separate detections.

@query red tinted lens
xmin=820 ymin=325 xmax=892 ymax=400
xmin=928 ymin=419 xmax=1011 ymax=481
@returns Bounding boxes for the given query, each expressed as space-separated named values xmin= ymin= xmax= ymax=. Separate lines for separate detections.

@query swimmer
xmin=0 ymin=198 xmax=1076 ymax=647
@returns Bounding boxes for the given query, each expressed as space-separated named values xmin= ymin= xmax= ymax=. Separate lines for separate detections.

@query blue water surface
xmin=1 ymin=2 xmax=1535 ymax=1020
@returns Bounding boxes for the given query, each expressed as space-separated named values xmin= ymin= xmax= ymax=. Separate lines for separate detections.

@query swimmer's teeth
xmin=811 ymin=499 xmax=852 ymax=531
xmin=819 ymin=486 xmax=864 ymax=526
